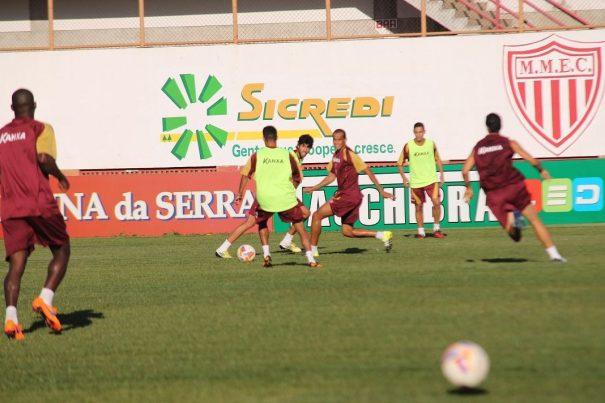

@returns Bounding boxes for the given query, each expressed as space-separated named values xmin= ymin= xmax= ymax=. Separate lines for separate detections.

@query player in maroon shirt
xmin=462 ymin=113 xmax=566 ymax=262
xmin=305 ymin=129 xmax=394 ymax=257
xmin=0 ymin=89 xmax=71 ymax=340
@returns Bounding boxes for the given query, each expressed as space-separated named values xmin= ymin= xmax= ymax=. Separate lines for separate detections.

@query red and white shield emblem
xmin=504 ymin=35 xmax=604 ymax=155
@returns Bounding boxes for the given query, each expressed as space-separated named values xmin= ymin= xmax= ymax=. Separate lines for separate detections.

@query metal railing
xmin=0 ymin=0 xmax=603 ymax=52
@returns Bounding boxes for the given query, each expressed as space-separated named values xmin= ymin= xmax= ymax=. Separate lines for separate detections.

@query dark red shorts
xmin=485 ymin=181 xmax=532 ymax=228
xmin=250 ymin=200 xmax=306 ymax=226
xmin=411 ymin=183 xmax=439 ymax=205
xmin=329 ymin=192 xmax=363 ymax=226
xmin=2 ymin=214 xmax=69 ymax=260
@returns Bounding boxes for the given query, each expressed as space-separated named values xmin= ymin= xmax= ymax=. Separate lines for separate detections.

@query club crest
xmin=504 ymin=35 xmax=604 ymax=155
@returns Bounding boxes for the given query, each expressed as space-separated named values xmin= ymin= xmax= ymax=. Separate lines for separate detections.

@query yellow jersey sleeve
xmin=36 ymin=123 xmax=57 ymax=159
xmin=350 ymin=151 xmax=367 ymax=172
xmin=326 ymin=161 xmax=334 ymax=173
xmin=396 ymin=148 xmax=405 ymax=166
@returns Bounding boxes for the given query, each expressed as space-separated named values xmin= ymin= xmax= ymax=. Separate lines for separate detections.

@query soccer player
xmin=397 ymin=122 xmax=445 ymax=239
xmin=462 ymin=113 xmax=566 ymax=262
xmin=279 ymin=134 xmax=314 ymax=253
xmin=216 ymin=126 xmax=319 ymax=268
xmin=305 ymin=129 xmax=394 ymax=256
xmin=0 ymin=89 xmax=71 ymax=340
xmin=215 ymin=134 xmax=314 ymax=258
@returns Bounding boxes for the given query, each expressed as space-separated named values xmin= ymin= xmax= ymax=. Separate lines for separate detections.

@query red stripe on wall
xmin=551 ymin=80 xmax=561 ymax=140
xmin=569 ymin=79 xmax=577 ymax=126
xmin=534 ymin=81 xmax=543 ymax=127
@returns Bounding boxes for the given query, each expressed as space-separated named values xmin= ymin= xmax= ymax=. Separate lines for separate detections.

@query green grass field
xmin=1 ymin=225 xmax=604 ymax=402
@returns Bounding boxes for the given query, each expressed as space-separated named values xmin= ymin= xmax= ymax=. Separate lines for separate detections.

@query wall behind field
xmin=1 ymin=29 xmax=604 ymax=170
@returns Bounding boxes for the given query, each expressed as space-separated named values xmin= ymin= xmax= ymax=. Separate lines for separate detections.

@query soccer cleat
xmin=383 ymin=231 xmax=393 ymax=252
xmin=215 ymin=250 xmax=233 ymax=259
xmin=4 ymin=320 xmax=25 ymax=340
xmin=279 ymin=242 xmax=302 ymax=253
xmin=415 ymin=234 xmax=425 ymax=239
xmin=551 ymin=257 xmax=568 ymax=263
xmin=308 ymin=261 xmax=321 ymax=268
xmin=263 ymin=255 xmax=273 ymax=268
xmin=32 ymin=297 xmax=62 ymax=333
xmin=508 ymin=226 xmax=522 ymax=242
xmin=312 ymin=251 xmax=320 ymax=258
xmin=433 ymin=230 xmax=444 ymax=239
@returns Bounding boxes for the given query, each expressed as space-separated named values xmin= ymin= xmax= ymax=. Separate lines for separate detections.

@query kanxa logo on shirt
xmin=477 ymin=145 xmax=504 ymax=155
xmin=262 ymin=157 xmax=285 ymax=164
xmin=413 ymin=151 xmax=430 ymax=157
xmin=0 ymin=131 xmax=26 ymax=144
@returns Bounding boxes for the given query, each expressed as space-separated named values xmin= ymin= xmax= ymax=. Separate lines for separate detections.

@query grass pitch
xmin=1 ymin=225 xmax=604 ymax=402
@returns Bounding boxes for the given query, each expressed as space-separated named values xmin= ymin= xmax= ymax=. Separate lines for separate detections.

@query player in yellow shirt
xmin=397 ymin=122 xmax=445 ymax=239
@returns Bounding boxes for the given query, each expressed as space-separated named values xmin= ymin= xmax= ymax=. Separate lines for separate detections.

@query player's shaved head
xmin=11 ymin=88 xmax=36 ymax=118
xmin=262 ymin=125 xmax=278 ymax=142
xmin=333 ymin=129 xmax=346 ymax=138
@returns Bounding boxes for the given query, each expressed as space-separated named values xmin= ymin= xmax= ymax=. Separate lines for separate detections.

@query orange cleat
xmin=32 ymin=297 xmax=62 ymax=333
xmin=4 ymin=320 xmax=25 ymax=340
xmin=433 ymin=231 xmax=444 ymax=239
xmin=263 ymin=255 xmax=273 ymax=268
xmin=308 ymin=261 xmax=321 ymax=268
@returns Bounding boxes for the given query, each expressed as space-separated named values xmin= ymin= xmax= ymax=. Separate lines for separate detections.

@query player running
xmin=215 ymin=134 xmax=314 ymax=258
xmin=397 ymin=122 xmax=445 ymax=239
xmin=305 ymin=129 xmax=394 ymax=256
xmin=462 ymin=113 xmax=566 ymax=262
xmin=0 ymin=89 xmax=72 ymax=340
xmin=216 ymin=127 xmax=319 ymax=268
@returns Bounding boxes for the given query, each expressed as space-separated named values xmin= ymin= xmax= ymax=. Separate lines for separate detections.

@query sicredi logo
xmin=526 ymin=177 xmax=603 ymax=212
xmin=160 ymin=74 xmax=394 ymax=160
xmin=160 ymin=74 xmax=229 ymax=160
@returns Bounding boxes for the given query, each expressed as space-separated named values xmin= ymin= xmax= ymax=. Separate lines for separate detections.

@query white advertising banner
xmin=0 ymin=29 xmax=604 ymax=170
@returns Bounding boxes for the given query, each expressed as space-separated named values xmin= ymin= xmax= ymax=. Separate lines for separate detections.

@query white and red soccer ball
xmin=441 ymin=341 xmax=490 ymax=388
xmin=237 ymin=244 xmax=256 ymax=262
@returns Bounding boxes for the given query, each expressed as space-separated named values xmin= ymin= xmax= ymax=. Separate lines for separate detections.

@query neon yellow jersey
xmin=255 ymin=147 xmax=298 ymax=212
xmin=407 ymin=139 xmax=437 ymax=188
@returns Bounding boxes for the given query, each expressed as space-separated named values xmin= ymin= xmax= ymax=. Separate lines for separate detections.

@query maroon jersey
xmin=326 ymin=146 xmax=367 ymax=199
xmin=472 ymin=134 xmax=525 ymax=192
xmin=0 ymin=118 xmax=60 ymax=220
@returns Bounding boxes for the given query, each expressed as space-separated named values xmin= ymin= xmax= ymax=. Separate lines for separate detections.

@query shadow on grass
xmin=321 ymin=247 xmax=367 ymax=255
xmin=480 ymin=258 xmax=529 ymax=263
xmin=403 ymin=233 xmax=448 ymax=238
xmin=25 ymin=309 xmax=104 ymax=334
xmin=447 ymin=387 xmax=489 ymax=395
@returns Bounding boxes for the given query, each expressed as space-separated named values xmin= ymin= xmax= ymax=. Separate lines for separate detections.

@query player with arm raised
xmin=462 ymin=113 xmax=566 ymax=262
xmin=305 ymin=129 xmax=394 ymax=257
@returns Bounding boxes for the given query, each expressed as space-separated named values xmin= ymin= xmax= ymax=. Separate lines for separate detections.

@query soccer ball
xmin=237 ymin=244 xmax=256 ymax=262
xmin=441 ymin=341 xmax=490 ymax=388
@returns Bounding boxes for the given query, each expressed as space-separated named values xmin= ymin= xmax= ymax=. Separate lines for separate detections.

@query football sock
xmin=545 ymin=246 xmax=563 ymax=260
xmin=262 ymin=245 xmax=270 ymax=257
xmin=418 ymin=227 xmax=426 ymax=237
xmin=40 ymin=288 xmax=55 ymax=307
xmin=433 ymin=224 xmax=440 ymax=232
xmin=306 ymin=251 xmax=316 ymax=263
xmin=5 ymin=306 xmax=18 ymax=324
xmin=311 ymin=245 xmax=318 ymax=254
xmin=375 ymin=231 xmax=384 ymax=240
xmin=217 ymin=240 xmax=231 ymax=253
xmin=281 ymin=233 xmax=294 ymax=246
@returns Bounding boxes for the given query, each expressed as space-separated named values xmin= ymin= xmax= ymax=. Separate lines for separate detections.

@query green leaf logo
xmin=161 ymin=74 xmax=229 ymax=160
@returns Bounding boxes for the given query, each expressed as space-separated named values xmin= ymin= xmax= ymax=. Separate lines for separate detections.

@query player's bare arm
xmin=397 ymin=144 xmax=409 ymax=187
xmin=304 ymin=172 xmax=336 ymax=193
xmin=235 ymin=175 xmax=249 ymax=203
xmin=37 ymin=153 xmax=70 ymax=191
xmin=510 ymin=140 xmax=552 ymax=180
xmin=434 ymin=145 xmax=445 ymax=185
xmin=363 ymin=167 xmax=394 ymax=200
xmin=462 ymin=151 xmax=475 ymax=202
